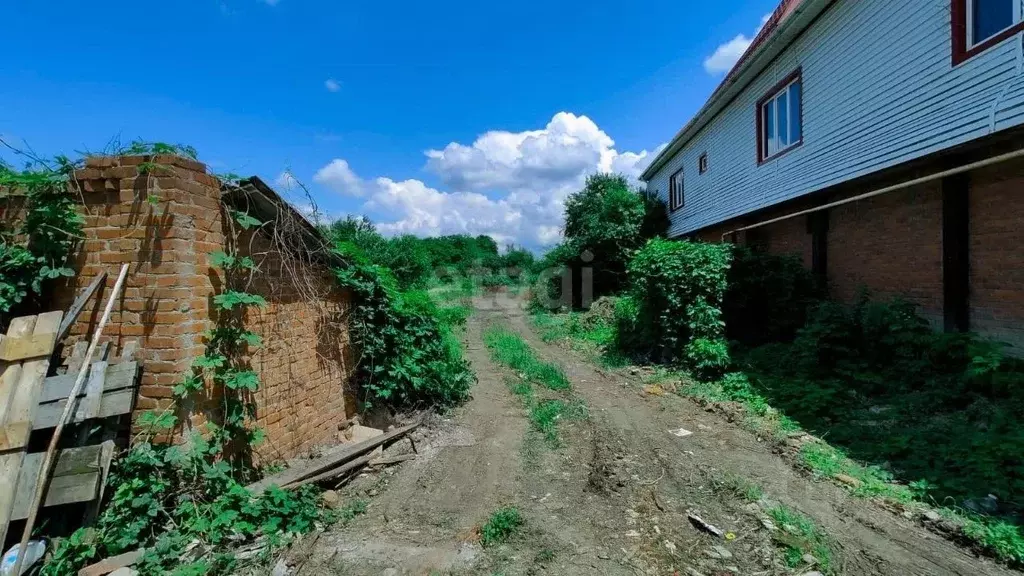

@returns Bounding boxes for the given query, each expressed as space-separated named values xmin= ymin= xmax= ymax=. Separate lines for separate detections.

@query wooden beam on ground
xmin=57 ymin=271 xmax=108 ymax=343
xmin=282 ymin=453 xmax=376 ymax=490
xmin=10 ymin=442 xmax=114 ymax=520
xmin=246 ymin=420 xmax=421 ymax=495
xmin=0 ymin=311 xmax=63 ymax=545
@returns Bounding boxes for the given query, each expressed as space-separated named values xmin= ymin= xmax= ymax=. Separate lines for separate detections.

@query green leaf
xmin=213 ymin=291 xmax=268 ymax=310
xmin=231 ymin=210 xmax=263 ymax=230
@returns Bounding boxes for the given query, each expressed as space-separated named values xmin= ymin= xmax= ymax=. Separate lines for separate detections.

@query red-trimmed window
xmin=669 ymin=168 xmax=685 ymax=212
xmin=953 ymin=0 xmax=1024 ymax=65
xmin=756 ymin=68 xmax=803 ymax=164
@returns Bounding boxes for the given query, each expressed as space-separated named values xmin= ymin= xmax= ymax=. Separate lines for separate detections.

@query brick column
xmin=60 ymin=155 xmax=226 ymax=434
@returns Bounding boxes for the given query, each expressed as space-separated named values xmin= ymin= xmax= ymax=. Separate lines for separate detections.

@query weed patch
xmin=481 ymin=507 xmax=524 ymax=547
xmin=766 ymin=505 xmax=833 ymax=571
xmin=529 ymin=399 xmax=587 ymax=447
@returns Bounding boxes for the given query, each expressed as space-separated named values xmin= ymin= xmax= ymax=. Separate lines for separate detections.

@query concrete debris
xmin=670 ymin=428 xmax=694 ymax=438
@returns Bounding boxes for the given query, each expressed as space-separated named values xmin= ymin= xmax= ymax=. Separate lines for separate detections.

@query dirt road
xmin=291 ymin=293 xmax=1018 ymax=576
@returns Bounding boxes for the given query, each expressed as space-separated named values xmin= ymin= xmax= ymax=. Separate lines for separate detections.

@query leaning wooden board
xmin=0 ymin=311 xmax=63 ymax=546
xmin=10 ymin=442 xmax=114 ymax=520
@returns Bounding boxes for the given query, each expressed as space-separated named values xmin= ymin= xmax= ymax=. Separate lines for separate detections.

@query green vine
xmin=0 ymin=155 xmax=83 ymax=319
xmin=173 ymin=208 xmax=270 ymax=472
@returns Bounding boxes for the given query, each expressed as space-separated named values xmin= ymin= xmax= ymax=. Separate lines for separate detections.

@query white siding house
xmin=642 ymin=0 xmax=1024 ymax=238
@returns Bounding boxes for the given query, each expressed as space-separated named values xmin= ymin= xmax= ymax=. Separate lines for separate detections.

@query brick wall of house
xmin=968 ymin=158 xmax=1024 ymax=349
xmin=686 ymin=159 xmax=1024 ymax=349
xmin=827 ymin=182 xmax=945 ymax=325
xmin=6 ymin=154 xmax=357 ymax=461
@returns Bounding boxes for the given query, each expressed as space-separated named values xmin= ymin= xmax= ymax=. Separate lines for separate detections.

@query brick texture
xmin=827 ymin=182 xmax=944 ymax=326
xmin=5 ymin=155 xmax=358 ymax=461
xmin=968 ymin=158 xmax=1024 ymax=349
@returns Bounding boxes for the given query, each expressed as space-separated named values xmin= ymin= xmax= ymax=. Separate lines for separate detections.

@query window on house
xmin=970 ymin=0 xmax=1022 ymax=46
xmin=953 ymin=0 xmax=1024 ymax=64
xmin=669 ymin=168 xmax=684 ymax=212
xmin=758 ymin=69 xmax=803 ymax=163
xmin=698 ymin=153 xmax=709 ymax=174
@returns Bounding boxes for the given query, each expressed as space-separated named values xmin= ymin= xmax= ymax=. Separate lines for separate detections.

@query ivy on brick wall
xmin=0 ymin=155 xmax=84 ymax=318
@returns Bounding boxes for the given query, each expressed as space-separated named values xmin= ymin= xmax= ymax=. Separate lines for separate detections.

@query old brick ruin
xmin=0 ymin=154 xmax=357 ymax=461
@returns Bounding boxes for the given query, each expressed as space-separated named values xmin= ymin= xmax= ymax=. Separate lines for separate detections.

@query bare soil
xmin=285 ymin=292 xmax=1020 ymax=576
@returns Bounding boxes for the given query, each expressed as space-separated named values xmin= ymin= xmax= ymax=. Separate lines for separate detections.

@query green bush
xmin=724 ymin=247 xmax=822 ymax=345
xmin=334 ymin=243 xmax=474 ymax=409
xmin=617 ymin=239 xmax=732 ymax=378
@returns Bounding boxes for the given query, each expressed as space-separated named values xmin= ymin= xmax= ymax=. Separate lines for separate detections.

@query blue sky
xmin=1 ymin=0 xmax=777 ymax=248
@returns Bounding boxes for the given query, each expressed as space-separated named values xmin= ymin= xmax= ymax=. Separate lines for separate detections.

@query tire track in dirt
xmin=500 ymin=299 xmax=1020 ymax=576
xmin=296 ymin=307 xmax=528 ymax=575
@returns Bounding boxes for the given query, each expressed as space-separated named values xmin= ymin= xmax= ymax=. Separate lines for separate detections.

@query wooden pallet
xmin=0 ymin=311 xmax=142 ymax=546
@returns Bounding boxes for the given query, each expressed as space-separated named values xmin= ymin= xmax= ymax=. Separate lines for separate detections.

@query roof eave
xmin=640 ymin=0 xmax=831 ymax=182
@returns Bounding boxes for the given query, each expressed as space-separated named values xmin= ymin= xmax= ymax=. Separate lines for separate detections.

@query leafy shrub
xmin=617 ymin=239 xmax=732 ymax=377
xmin=334 ymin=243 xmax=474 ymax=409
xmin=43 ymin=439 xmax=346 ymax=576
xmin=723 ymin=247 xmax=822 ymax=345
xmin=0 ymin=159 xmax=83 ymax=320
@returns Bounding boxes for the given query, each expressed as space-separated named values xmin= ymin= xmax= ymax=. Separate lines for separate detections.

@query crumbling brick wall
xmin=2 ymin=155 xmax=357 ymax=461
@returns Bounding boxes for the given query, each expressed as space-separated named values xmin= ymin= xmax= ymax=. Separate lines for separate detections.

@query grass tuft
xmin=481 ymin=506 xmax=524 ymax=547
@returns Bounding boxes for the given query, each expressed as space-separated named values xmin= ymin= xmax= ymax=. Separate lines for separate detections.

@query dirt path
xmin=290 ymin=293 xmax=1020 ymax=576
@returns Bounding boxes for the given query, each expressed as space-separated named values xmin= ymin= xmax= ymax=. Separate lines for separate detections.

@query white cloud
xmin=314 ymin=159 xmax=364 ymax=196
xmin=703 ymin=14 xmax=773 ymax=75
xmin=310 ymin=112 xmax=662 ymax=249
xmin=324 ymin=79 xmax=341 ymax=93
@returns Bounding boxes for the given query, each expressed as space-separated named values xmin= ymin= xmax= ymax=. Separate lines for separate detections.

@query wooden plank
xmin=74 ymin=361 xmax=107 ymax=421
xmin=10 ymin=445 xmax=108 ymax=520
xmin=34 ymin=388 xmax=135 ymax=430
xmin=0 ymin=317 xmax=34 ymax=425
xmin=117 ymin=340 xmax=139 ymax=364
xmin=282 ymin=453 xmax=376 ymax=490
xmin=0 ymin=422 xmax=31 ymax=451
xmin=246 ymin=420 xmax=421 ymax=495
xmin=0 ymin=332 xmax=58 ymax=362
xmin=64 ymin=341 xmax=88 ymax=376
xmin=38 ymin=361 xmax=137 ymax=403
xmin=56 ymin=271 xmax=108 ymax=343
xmin=0 ymin=312 xmax=62 ymax=545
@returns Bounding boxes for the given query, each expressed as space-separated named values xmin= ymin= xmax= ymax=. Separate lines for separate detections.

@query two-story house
xmin=642 ymin=0 xmax=1024 ymax=349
